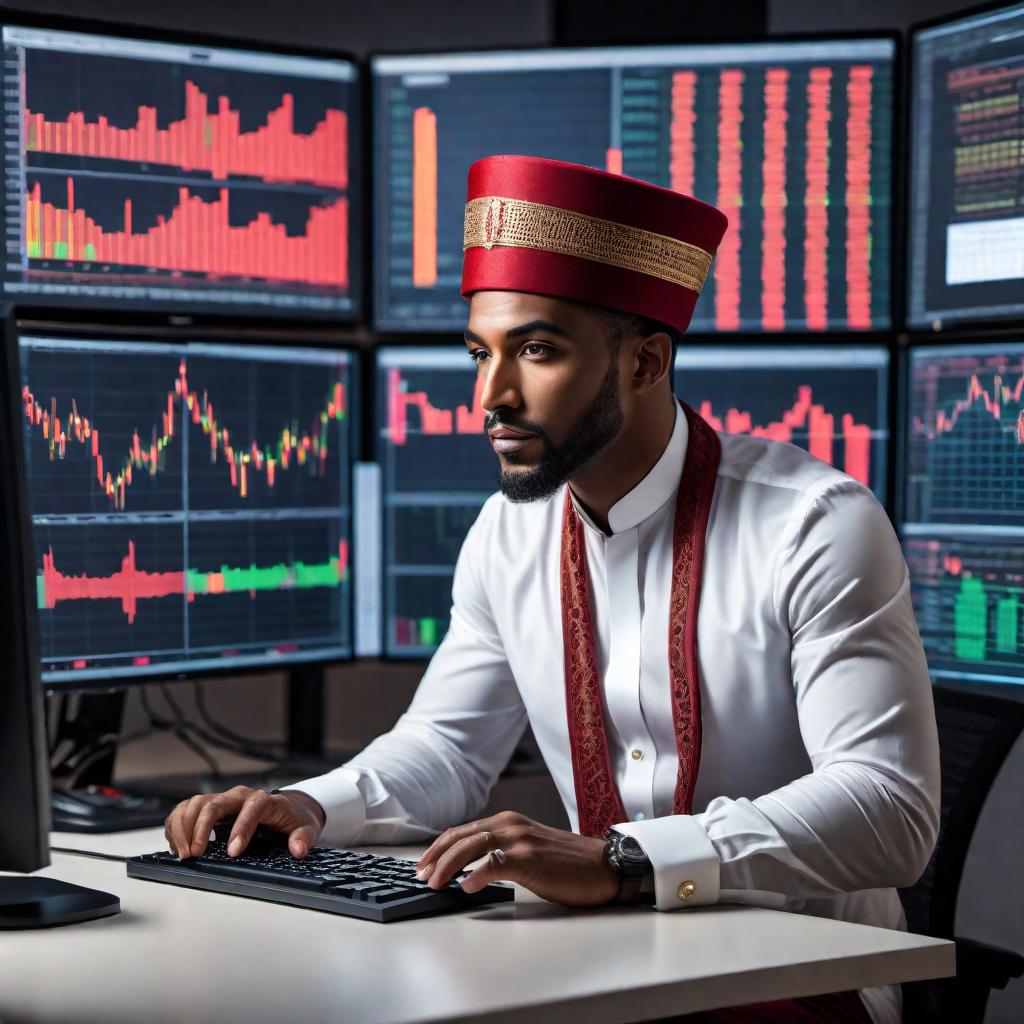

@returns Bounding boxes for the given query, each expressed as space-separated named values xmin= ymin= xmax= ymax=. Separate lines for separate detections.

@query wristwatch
xmin=604 ymin=828 xmax=653 ymax=904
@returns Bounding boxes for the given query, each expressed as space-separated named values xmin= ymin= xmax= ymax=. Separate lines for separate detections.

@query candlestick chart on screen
xmin=373 ymin=40 xmax=893 ymax=332
xmin=20 ymin=336 xmax=356 ymax=682
xmin=905 ymin=345 xmax=1024 ymax=527
xmin=3 ymin=25 xmax=358 ymax=315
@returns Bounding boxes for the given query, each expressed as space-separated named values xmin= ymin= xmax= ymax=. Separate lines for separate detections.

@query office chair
xmin=900 ymin=682 xmax=1024 ymax=1023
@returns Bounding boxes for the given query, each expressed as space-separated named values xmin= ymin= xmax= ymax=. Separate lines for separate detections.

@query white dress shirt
xmin=287 ymin=400 xmax=940 ymax=1024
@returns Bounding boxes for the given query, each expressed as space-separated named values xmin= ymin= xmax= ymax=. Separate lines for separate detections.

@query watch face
xmin=619 ymin=835 xmax=648 ymax=866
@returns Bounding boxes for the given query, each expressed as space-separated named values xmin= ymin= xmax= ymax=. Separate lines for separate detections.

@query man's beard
xmin=491 ymin=358 xmax=624 ymax=503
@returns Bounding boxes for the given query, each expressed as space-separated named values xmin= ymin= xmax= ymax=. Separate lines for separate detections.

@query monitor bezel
xmin=904 ymin=0 xmax=1024 ymax=334
xmin=16 ymin=318 xmax=362 ymax=693
xmin=0 ymin=5 xmax=366 ymax=329
xmin=0 ymin=304 xmax=49 ymax=870
xmin=368 ymin=29 xmax=903 ymax=342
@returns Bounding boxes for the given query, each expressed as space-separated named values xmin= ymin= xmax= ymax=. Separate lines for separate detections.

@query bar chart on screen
xmin=675 ymin=347 xmax=890 ymax=500
xmin=20 ymin=336 xmax=356 ymax=682
xmin=2 ymin=24 xmax=358 ymax=316
xmin=373 ymin=40 xmax=893 ymax=333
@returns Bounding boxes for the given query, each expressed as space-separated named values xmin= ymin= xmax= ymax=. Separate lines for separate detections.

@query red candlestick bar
xmin=761 ymin=68 xmax=789 ymax=330
xmin=845 ymin=66 xmax=873 ymax=329
xmin=804 ymin=67 xmax=831 ymax=330
xmin=669 ymin=70 xmax=696 ymax=197
xmin=696 ymin=385 xmax=872 ymax=486
xmin=386 ymin=368 xmax=485 ymax=446
xmin=25 ymin=179 xmax=348 ymax=288
xmin=714 ymin=69 xmax=743 ymax=331
xmin=25 ymin=82 xmax=348 ymax=189
xmin=41 ymin=540 xmax=185 ymax=625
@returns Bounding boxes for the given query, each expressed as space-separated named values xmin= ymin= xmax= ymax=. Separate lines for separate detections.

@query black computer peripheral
xmin=127 ymin=834 xmax=514 ymax=923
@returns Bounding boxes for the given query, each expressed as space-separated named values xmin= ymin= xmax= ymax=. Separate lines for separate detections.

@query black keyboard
xmin=127 ymin=841 xmax=514 ymax=923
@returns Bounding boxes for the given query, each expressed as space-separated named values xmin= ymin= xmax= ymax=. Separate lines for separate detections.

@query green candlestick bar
xmin=418 ymin=617 xmax=439 ymax=647
xmin=996 ymin=594 xmax=1019 ymax=655
xmin=188 ymin=556 xmax=348 ymax=596
xmin=953 ymin=577 xmax=987 ymax=662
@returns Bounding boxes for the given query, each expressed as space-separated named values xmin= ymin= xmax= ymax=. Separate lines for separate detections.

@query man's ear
xmin=631 ymin=332 xmax=674 ymax=395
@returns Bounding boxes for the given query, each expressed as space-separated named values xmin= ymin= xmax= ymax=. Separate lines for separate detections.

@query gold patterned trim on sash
xmin=464 ymin=195 xmax=712 ymax=294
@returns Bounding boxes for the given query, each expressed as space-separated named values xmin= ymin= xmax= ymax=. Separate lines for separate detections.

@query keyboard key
xmin=367 ymin=887 xmax=414 ymax=903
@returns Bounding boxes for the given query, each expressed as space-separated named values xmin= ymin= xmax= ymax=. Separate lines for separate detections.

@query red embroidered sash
xmin=560 ymin=399 xmax=721 ymax=838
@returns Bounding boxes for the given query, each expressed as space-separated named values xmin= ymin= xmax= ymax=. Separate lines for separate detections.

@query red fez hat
xmin=461 ymin=155 xmax=728 ymax=334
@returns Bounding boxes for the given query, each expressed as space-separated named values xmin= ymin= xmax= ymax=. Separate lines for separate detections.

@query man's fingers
xmin=180 ymin=794 xmax=214 ymax=856
xmin=417 ymin=819 xmax=494 ymax=871
xmin=459 ymin=847 xmax=514 ymax=894
xmin=226 ymin=790 xmax=272 ymax=856
xmin=428 ymin=831 xmax=498 ymax=889
xmin=287 ymin=822 xmax=319 ymax=859
xmin=165 ymin=798 xmax=194 ymax=859
xmin=189 ymin=797 xmax=232 ymax=857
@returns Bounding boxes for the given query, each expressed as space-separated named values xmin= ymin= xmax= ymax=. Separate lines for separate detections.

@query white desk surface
xmin=2 ymin=828 xmax=954 ymax=1024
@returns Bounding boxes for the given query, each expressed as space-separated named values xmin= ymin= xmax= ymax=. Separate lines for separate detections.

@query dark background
xmin=8 ymin=3 xmax=1018 ymax=1022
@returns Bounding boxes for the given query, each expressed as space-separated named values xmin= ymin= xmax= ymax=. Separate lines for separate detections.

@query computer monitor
xmin=372 ymin=38 xmax=895 ymax=334
xmin=674 ymin=345 xmax=890 ymax=502
xmin=0 ymin=306 xmax=122 ymax=927
xmin=19 ymin=332 xmax=358 ymax=685
xmin=2 ymin=19 xmax=360 ymax=320
xmin=907 ymin=2 xmax=1024 ymax=330
xmin=376 ymin=342 xmax=891 ymax=657
xmin=901 ymin=340 xmax=1024 ymax=687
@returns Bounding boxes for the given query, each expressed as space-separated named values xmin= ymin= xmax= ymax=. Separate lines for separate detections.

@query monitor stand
xmin=0 ymin=876 xmax=120 ymax=929
xmin=49 ymin=666 xmax=329 ymax=833
xmin=49 ymin=690 xmax=180 ymax=833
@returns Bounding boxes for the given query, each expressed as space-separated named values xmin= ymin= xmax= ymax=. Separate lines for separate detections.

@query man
xmin=166 ymin=156 xmax=940 ymax=1023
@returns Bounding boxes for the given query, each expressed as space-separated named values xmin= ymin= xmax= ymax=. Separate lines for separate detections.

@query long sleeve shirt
xmin=286 ymin=400 xmax=940 ymax=1024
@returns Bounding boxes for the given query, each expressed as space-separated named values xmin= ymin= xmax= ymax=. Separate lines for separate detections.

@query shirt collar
xmin=570 ymin=400 xmax=688 ymax=536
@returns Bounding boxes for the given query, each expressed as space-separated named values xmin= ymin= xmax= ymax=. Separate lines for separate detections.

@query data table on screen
xmin=20 ymin=336 xmax=356 ymax=683
xmin=2 ymin=25 xmax=359 ymax=317
xmin=373 ymin=40 xmax=894 ymax=334
xmin=675 ymin=346 xmax=889 ymax=501
xmin=907 ymin=3 xmax=1024 ymax=328
xmin=902 ymin=341 xmax=1024 ymax=688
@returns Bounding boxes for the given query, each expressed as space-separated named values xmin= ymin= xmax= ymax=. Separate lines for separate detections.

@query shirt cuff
xmin=280 ymin=767 xmax=367 ymax=848
xmin=612 ymin=814 xmax=720 ymax=910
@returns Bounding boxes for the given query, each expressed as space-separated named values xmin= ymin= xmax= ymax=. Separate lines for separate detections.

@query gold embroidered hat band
xmin=460 ymin=155 xmax=728 ymax=333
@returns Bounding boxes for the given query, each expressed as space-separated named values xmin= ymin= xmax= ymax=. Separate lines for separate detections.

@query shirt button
xmin=630 ymin=748 xmax=644 ymax=761
xmin=633 ymin=812 xmax=645 ymax=821
xmin=678 ymin=880 xmax=696 ymax=901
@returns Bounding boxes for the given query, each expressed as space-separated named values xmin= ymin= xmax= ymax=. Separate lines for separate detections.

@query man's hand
xmin=164 ymin=786 xmax=326 ymax=861
xmin=415 ymin=810 xmax=620 ymax=907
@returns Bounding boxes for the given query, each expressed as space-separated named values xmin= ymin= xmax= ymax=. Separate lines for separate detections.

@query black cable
xmin=139 ymin=684 xmax=223 ymax=779
xmin=191 ymin=681 xmax=288 ymax=762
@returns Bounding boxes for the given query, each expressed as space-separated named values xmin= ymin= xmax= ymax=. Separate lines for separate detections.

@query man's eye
xmin=522 ymin=343 xmax=549 ymax=357
xmin=467 ymin=349 xmax=487 ymax=364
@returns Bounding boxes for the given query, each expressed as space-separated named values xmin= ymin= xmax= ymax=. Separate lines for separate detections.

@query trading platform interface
xmin=377 ymin=344 xmax=888 ymax=658
xmin=902 ymin=342 xmax=1024 ymax=687
xmin=373 ymin=40 xmax=894 ymax=333
xmin=3 ymin=25 xmax=359 ymax=317
xmin=908 ymin=4 xmax=1024 ymax=328
xmin=20 ymin=336 xmax=356 ymax=683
